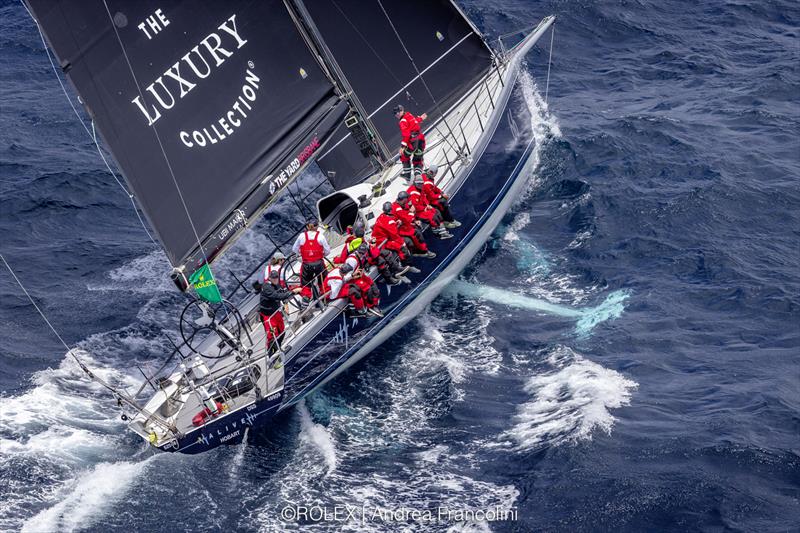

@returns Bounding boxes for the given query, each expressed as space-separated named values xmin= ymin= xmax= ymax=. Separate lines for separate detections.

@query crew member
xmin=422 ymin=164 xmax=460 ymax=228
xmin=334 ymin=223 xmax=365 ymax=265
xmin=324 ymin=263 xmax=365 ymax=314
xmin=344 ymin=239 xmax=368 ymax=273
xmin=372 ymin=202 xmax=410 ymax=261
xmin=393 ymin=104 xmax=427 ymax=182
xmin=408 ymin=175 xmax=452 ymax=239
xmin=369 ymin=235 xmax=415 ymax=282
xmin=393 ymin=191 xmax=435 ymax=258
xmin=263 ymin=251 xmax=287 ymax=286
xmin=291 ymin=221 xmax=330 ymax=297
xmin=351 ymin=266 xmax=383 ymax=317
xmin=259 ymin=270 xmax=302 ymax=359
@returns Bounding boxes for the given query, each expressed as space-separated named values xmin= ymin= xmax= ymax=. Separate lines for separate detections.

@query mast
xmin=298 ymin=0 xmax=496 ymax=190
xmin=286 ymin=0 xmax=391 ymax=172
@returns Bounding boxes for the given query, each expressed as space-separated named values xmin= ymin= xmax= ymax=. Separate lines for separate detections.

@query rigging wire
xmin=20 ymin=0 xmax=158 ymax=247
xmin=375 ymin=0 xmax=468 ymax=159
xmin=545 ymin=24 xmax=555 ymax=104
xmin=99 ymin=0 xmax=212 ymax=274
xmin=0 ymin=253 xmax=173 ymax=430
xmin=90 ymin=121 xmax=158 ymax=245
xmin=1 ymin=253 xmax=75 ymax=363
xmin=327 ymin=0 xmax=463 ymax=160
xmin=99 ymin=0 xmax=234 ymax=327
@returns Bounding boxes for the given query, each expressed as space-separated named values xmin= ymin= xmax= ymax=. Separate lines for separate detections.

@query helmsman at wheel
xmin=258 ymin=270 xmax=302 ymax=360
xmin=393 ymin=104 xmax=427 ymax=182
xmin=292 ymin=220 xmax=331 ymax=299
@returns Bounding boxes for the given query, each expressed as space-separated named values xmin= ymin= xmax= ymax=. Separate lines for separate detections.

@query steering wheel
xmin=179 ymin=299 xmax=243 ymax=357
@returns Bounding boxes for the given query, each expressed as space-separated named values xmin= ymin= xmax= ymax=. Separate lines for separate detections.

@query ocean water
xmin=1 ymin=1 xmax=798 ymax=531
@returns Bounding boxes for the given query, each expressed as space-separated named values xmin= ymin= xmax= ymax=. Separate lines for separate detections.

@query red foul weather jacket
xmin=391 ymin=202 xmax=417 ymax=236
xmin=422 ymin=174 xmax=445 ymax=205
xmin=398 ymin=112 xmax=425 ymax=148
xmin=372 ymin=213 xmax=405 ymax=249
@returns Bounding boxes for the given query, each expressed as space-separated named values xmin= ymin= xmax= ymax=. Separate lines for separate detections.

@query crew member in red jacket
xmin=408 ymin=176 xmax=452 ymax=239
xmin=422 ymin=164 xmax=460 ymax=229
xmin=372 ymin=202 xmax=409 ymax=260
xmin=323 ymin=263 xmax=365 ymax=314
xmin=352 ymin=274 xmax=382 ymax=316
xmin=393 ymin=191 xmax=435 ymax=258
xmin=365 ymin=237 xmax=413 ymax=284
xmin=333 ymin=222 xmax=365 ymax=265
xmin=393 ymin=105 xmax=427 ymax=182
xmin=347 ymin=248 xmax=382 ymax=316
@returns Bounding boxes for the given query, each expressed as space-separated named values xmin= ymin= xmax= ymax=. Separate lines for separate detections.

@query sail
xmin=25 ymin=0 xmax=348 ymax=274
xmin=299 ymin=0 xmax=495 ymax=189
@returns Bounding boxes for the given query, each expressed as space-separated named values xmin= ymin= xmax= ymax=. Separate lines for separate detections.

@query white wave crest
xmin=501 ymin=346 xmax=637 ymax=450
xmin=298 ymin=400 xmax=338 ymax=475
xmin=21 ymin=458 xmax=152 ymax=533
xmin=0 ymin=351 xmax=150 ymax=531
xmin=514 ymin=69 xmax=562 ymax=199
xmin=87 ymin=249 xmax=172 ymax=294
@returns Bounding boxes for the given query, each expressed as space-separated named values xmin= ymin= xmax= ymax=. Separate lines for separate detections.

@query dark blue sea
xmin=1 ymin=1 xmax=798 ymax=531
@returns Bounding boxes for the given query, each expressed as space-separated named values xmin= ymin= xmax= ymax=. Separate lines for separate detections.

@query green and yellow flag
xmin=188 ymin=263 xmax=223 ymax=304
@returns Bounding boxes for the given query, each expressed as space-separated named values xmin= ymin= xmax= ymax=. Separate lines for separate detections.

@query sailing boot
xmin=432 ymin=227 xmax=453 ymax=240
xmin=413 ymin=250 xmax=436 ymax=258
xmin=367 ymin=307 xmax=384 ymax=318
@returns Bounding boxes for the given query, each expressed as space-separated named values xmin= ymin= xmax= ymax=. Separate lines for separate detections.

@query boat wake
xmin=298 ymin=400 xmax=338 ymax=475
xmin=252 ymin=312 xmax=520 ymax=532
xmin=0 ymin=199 xmax=311 ymax=531
xmin=499 ymin=345 xmax=638 ymax=450
xmin=21 ymin=458 xmax=154 ymax=533
xmin=449 ymin=280 xmax=629 ymax=336
xmin=0 ymin=352 xmax=153 ymax=532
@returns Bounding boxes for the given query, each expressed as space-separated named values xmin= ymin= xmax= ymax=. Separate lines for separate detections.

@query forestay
xmin=26 ymin=0 xmax=348 ymax=276
xmin=304 ymin=0 xmax=495 ymax=189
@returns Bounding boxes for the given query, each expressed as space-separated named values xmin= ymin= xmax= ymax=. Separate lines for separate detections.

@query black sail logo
xmin=131 ymin=14 xmax=248 ymax=126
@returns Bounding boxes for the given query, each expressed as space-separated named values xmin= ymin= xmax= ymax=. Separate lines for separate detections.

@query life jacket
xmin=263 ymin=263 xmax=284 ymax=285
xmin=345 ymin=251 xmax=363 ymax=271
xmin=366 ymin=244 xmax=382 ymax=265
xmin=324 ymin=268 xmax=345 ymax=299
xmin=352 ymin=272 xmax=373 ymax=293
xmin=299 ymin=230 xmax=324 ymax=262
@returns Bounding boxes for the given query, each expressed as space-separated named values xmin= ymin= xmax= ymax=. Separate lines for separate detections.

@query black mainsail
xmin=25 ymin=0 xmax=348 ymax=277
xmin=299 ymin=0 xmax=495 ymax=189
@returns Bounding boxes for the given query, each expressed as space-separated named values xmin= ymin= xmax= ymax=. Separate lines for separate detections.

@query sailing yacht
xmin=25 ymin=0 xmax=554 ymax=454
